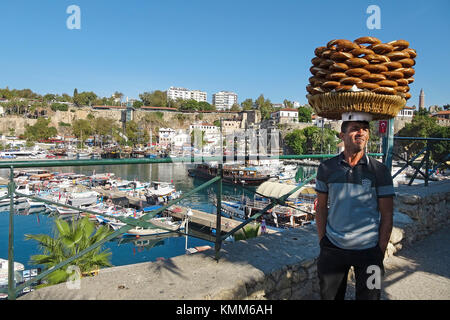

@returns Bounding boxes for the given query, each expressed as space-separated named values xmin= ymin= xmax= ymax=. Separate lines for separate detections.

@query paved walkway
xmin=346 ymin=225 xmax=450 ymax=300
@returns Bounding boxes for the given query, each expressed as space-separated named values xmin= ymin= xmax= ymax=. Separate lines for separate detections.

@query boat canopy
xmin=256 ymin=181 xmax=316 ymax=199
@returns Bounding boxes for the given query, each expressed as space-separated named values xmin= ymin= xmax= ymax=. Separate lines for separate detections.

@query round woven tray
xmin=307 ymin=91 xmax=406 ymax=120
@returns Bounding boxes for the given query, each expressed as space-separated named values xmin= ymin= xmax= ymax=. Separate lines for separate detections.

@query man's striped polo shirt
xmin=315 ymin=152 xmax=395 ymax=250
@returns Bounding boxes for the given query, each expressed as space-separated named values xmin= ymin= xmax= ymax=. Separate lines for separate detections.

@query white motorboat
xmin=123 ymin=216 xmax=186 ymax=236
xmin=0 ymin=258 xmax=25 ymax=299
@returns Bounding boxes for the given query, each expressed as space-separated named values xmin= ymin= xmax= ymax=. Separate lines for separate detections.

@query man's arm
xmin=378 ymin=196 xmax=393 ymax=254
xmin=315 ymin=191 xmax=329 ymax=241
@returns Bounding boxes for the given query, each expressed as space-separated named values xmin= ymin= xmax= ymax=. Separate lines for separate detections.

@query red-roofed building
xmin=270 ymin=108 xmax=299 ymax=124
xmin=431 ymin=110 xmax=450 ymax=126
xmin=92 ymin=105 xmax=126 ymax=110
xmin=141 ymin=106 xmax=178 ymax=112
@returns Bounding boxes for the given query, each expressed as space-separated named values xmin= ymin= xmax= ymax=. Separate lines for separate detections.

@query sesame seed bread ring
xmin=340 ymin=77 xmax=363 ymax=85
xmin=386 ymin=51 xmax=410 ymax=61
xmin=404 ymin=92 xmax=412 ymax=99
xmin=395 ymin=78 xmax=409 ymax=86
xmin=382 ymin=61 xmax=403 ymax=70
xmin=396 ymin=67 xmax=415 ymax=77
xmin=398 ymin=58 xmax=415 ymax=67
xmin=364 ymin=64 xmax=389 ymax=73
xmin=356 ymin=82 xmax=380 ymax=90
xmin=319 ymin=59 xmax=335 ymax=69
xmin=345 ymin=68 xmax=371 ymax=77
xmin=330 ymin=51 xmax=354 ymax=62
xmin=322 ymin=81 xmax=341 ymax=89
xmin=312 ymin=87 xmax=327 ymax=94
xmin=351 ymin=47 xmax=374 ymax=57
xmin=394 ymin=86 xmax=410 ymax=93
xmin=315 ymin=46 xmax=328 ymax=57
xmin=329 ymin=63 xmax=349 ymax=72
xmin=316 ymin=69 xmax=331 ymax=78
xmin=327 ymin=39 xmax=358 ymax=51
xmin=361 ymin=73 xmax=387 ymax=83
xmin=381 ymin=71 xmax=404 ymax=80
xmin=405 ymin=77 xmax=415 ymax=84
xmin=402 ymin=48 xmax=417 ymax=59
xmin=346 ymin=58 xmax=369 ymax=68
xmin=372 ymin=87 xmax=397 ymax=95
xmin=310 ymin=66 xmax=327 ymax=76
xmin=387 ymin=40 xmax=410 ymax=50
xmin=368 ymin=43 xmax=395 ymax=54
xmin=376 ymin=79 xmax=398 ymax=87
xmin=365 ymin=54 xmax=390 ymax=63
xmin=321 ymin=49 xmax=336 ymax=59
xmin=354 ymin=36 xmax=382 ymax=45
xmin=326 ymin=72 xmax=348 ymax=81
xmin=311 ymin=57 xmax=323 ymax=66
xmin=310 ymin=77 xmax=326 ymax=86
xmin=306 ymin=85 xmax=315 ymax=94
xmin=335 ymin=85 xmax=353 ymax=92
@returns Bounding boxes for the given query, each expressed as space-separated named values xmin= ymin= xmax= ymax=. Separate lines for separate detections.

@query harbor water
xmin=0 ymin=162 xmax=269 ymax=271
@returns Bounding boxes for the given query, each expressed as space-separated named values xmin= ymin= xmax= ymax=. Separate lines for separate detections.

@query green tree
xmin=25 ymin=217 xmax=113 ymax=286
xmin=283 ymin=99 xmax=294 ymax=108
xmin=241 ymin=98 xmax=253 ymax=111
xmin=255 ymin=94 xmax=273 ymax=120
xmin=397 ymin=114 xmax=449 ymax=164
xmin=298 ymin=106 xmax=313 ymax=123
xmin=73 ymin=91 xmax=97 ymax=107
xmin=197 ymin=101 xmax=215 ymax=111
xmin=230 ymin=103 xmax=241 ymax=112
xmin=139 ymin=90 xmax=167 ymax=107
xmin=133 ymin=100 xmax=143 ymax=109
xmin=285 ymin=126 xmax=338 ymax=155
xmin=284 ymin=129 xmax=306 ymax=154
xmin=180 ymin=99 xmax=198 ymax=111
xmin=24 ymin=118 xmax=58 ymax=141
xmin=72 ymin=119 xmax=94 ymax=141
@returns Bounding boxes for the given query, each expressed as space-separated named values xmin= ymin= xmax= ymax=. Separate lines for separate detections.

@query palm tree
xmin=25 ymin=216 xmax=113 ymax=286
xmin=233 ymin=223 xmax=261 ymax=241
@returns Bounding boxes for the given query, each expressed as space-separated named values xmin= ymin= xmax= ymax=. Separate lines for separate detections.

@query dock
xmin=166 ymin=205 xmax=277 ymax=234
xmin=92 ymin=187 xmax=277 ymax=235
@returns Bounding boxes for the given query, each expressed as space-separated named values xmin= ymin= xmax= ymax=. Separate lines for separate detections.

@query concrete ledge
xmin=20 ymin=225 xmax=320 ymax=300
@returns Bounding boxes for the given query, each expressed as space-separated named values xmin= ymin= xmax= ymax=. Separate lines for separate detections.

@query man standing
xmin=315 ymin=112 xmax=394 ymax=300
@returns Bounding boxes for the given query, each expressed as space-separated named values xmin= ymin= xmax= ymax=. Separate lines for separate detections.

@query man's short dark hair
xmin=341 ymin=121 xmax=370 ymax=133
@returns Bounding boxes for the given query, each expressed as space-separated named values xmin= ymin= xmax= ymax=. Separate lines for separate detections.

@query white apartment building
xmin=212 ymin=91 xmax=238 ymax=111
xmin=167 ymin=87 xmax=207 ymax=103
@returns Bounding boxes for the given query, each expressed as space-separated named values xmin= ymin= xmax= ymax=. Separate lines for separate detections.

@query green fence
xmin=0 ymin=153 xmax=384 ymax=299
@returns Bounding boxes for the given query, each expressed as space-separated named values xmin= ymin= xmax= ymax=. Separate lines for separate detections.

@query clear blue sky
xmin=1 ymin=0 xmax=449 ymax=108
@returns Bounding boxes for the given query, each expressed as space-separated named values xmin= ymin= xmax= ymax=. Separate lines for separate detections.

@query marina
xmin=0 ymin=160 xmax=316 ymax=276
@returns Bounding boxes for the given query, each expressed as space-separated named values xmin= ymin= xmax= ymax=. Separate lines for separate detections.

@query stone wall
xmin=0 ymin=109 xmax=242 ymax=135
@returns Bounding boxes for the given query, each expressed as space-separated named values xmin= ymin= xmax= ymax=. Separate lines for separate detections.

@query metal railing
xmin=392 ymin=137 xmax=450 ymax=186
xmin=0 ymin=153 xmax=385 ymax=299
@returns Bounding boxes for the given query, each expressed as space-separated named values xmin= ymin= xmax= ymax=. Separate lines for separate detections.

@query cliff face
xmin=0 ymin=108 xmax=243 ymax=135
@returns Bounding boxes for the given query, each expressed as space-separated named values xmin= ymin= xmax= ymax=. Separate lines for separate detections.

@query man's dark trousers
xmin=317 ymin=235 xmax=385 ymax=300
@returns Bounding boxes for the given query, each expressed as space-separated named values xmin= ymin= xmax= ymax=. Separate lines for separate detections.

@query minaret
xmin=419 ymin=89 xmax=425 ymax=110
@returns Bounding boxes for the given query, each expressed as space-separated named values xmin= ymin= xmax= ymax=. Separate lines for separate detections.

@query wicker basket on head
xmin=307 ymin=91 xmax=406 ymax=120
